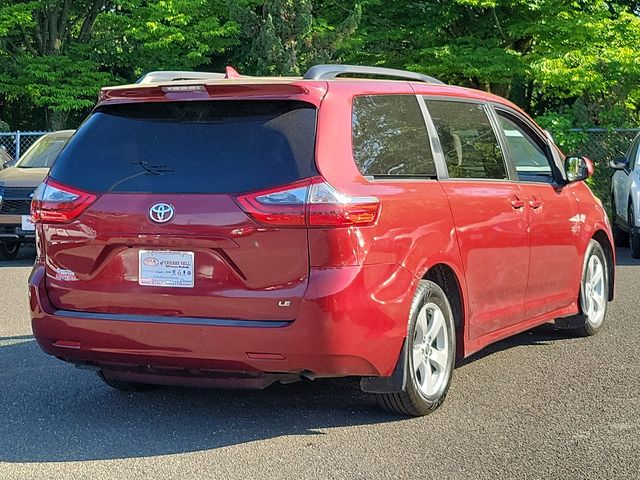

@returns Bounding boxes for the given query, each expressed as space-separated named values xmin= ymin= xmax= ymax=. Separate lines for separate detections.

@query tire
xmin=376 ymin=280 xmax=456 ymax=417
xmin=629 ymin=203 xmax=640 ymax=259
xmin=611 ymin=198 xmax=628 ymax=247
xmin=558 ymin=240 xmax=609 ymax=337
xmin=0 ymin=241 xmax=20 ymax=261
xmin=97 ymin=371 xmax=153 ymax=392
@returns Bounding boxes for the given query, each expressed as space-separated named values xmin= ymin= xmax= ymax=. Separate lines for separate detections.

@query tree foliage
xmin=0 ymin=0 xmax=235 ymax=129
xmin=342 ymin=0 xmax=640 ymax=131
xmin=1 ymin=0 xmax=640 ymax=139
xmin=227 ymin=0 xmax=360 ymax=75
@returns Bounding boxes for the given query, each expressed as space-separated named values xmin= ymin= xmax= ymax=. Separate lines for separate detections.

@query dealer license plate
xmin=21 ymin=215 xmax=35 ymax=231
xmin=139 ymin=250 xmax=195 ymax=288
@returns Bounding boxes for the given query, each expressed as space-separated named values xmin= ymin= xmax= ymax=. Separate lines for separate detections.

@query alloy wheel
xmin=411 ymin=302 xmax=450 ymax=398
xmin=582 ymin=254 xmax=606 ymax=328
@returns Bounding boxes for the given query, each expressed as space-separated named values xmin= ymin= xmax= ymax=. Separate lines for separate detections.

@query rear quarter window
xmin=352 ymin=95 xmax=436 ymax=178
xmin=50 ymin=100 xmax=318 ymax=194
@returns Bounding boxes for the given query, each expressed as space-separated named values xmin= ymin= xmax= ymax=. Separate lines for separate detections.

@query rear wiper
xmin=132 ymin=161 xmax=174 ymax=176
xmin=106 ymin=162 xmax=175 ymax=192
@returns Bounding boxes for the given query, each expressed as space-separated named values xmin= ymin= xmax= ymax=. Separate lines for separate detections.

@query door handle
xmin=529 ymin=197 xmax=542 ymax=209
xmin=510 ymin=197 xmax=526 ymax=209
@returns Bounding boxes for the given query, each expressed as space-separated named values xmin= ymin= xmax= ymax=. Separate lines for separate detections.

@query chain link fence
xmin=566 ymin=128 xmax=640 ymax=163
xmin=551 ymin=128 xmax=640 ymax=209
xmin=0 ymin=131 xmax=48 ymax=165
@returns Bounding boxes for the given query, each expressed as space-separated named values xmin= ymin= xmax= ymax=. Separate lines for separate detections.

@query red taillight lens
xmin=235 ymin=178 xmax=309 ymax=226
xmin=31 ymin=178 xmax=98 ymax=224
xmin=307 ymin=180 xmax=379 ymax=226
xmin=235 ymin=177 xmax=380 ymax=228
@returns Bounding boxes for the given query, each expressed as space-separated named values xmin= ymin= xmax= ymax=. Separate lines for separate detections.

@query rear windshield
xmin=50 ymin=100 xmax=318 ymax=194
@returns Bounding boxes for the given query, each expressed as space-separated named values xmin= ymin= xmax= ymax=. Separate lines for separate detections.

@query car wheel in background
xmin=611 ymin=198 xmax=628 ymax=247
xmin=376 ymin=280 xmax=455 ymax=417
xmin=629 ymin=203 xmax=640 ymax=258
xmin=0 ymin=241 xmax=20 ymax=261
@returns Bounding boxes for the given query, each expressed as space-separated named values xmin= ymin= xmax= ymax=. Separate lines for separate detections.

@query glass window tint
xmin=424 ymin=100 xmax=507 ymax=180
xmin=497 ymin=114 xmax=553 ymax=182
xmin=352 ymin=95 xmax=436 ymax=178
xmin=50 ymin=101 xmax=318 ymax=194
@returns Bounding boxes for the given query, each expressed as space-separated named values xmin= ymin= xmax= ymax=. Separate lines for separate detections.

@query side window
xmin=352 ymin=95 xmax=436 ymax=178
xmin=424 ymin=99 xmax=508 ymax=180
xmin=496 ymin=113 xmax=554 ymax=183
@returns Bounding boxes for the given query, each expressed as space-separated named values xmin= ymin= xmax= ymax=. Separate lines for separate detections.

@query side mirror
xmin=609 ymin=156 xmax=629 ymax=170
xmin=565 ymin=155 xmax=593 ymax=183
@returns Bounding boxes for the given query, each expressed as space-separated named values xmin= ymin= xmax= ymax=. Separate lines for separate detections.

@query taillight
xmin=31 ymin=178 xmax=98 ymax=224
xmin=235 ymin=176 xmax=379 ymax=228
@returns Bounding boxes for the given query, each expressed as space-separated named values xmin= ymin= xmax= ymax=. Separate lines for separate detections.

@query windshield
xmin=17 ymin=135 xmax=71 ymax=168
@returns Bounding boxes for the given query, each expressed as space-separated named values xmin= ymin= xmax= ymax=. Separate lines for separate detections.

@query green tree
xmin=345 ymin=1 xmax=640 ymax=126
xmin=0 ymin=1 xmax=236 ymax=130
xmin=228 ymin=0 xmax=361 ymax=75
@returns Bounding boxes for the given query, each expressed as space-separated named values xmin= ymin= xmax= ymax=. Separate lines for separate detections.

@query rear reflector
xmin=235 ymin=177 xmax=379 ymax=228
xmin=31 ymin=178 xmax=98 ymax=224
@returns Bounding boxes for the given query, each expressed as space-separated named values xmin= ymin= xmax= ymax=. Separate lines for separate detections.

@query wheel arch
xmin=422 ymin=263 xmax=466 ymax=359
xmin=591 ymin=229 xmax=615 ymax=301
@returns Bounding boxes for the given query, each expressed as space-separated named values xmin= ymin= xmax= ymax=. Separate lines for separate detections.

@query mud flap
xmin=359 ymin=338 xmax=408 ymax=394
xmin=555 ymin=314 xmax=589 ymax=329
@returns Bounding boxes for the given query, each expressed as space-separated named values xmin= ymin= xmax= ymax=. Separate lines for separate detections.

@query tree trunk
xmin=47 ymin=109 xmax=69 ymax=131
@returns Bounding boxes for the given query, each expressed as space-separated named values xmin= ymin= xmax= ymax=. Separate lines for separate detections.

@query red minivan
xmin=29 ymin=65 xmax=614 ymax=416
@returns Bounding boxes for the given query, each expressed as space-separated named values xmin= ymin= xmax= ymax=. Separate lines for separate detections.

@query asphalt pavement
xmin=0 ymin=245 xmax=638 ymax=479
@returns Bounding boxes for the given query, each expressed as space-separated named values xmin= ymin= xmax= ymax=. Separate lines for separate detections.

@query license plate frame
xmin=138 ymin=250 xmax=195 ymax=288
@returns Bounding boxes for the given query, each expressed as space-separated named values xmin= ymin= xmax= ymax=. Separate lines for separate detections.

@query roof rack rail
xmin=303 ymin=64 xmax=444 ymax=84
xmin=136 ymin=66 xmax=244 ymax=84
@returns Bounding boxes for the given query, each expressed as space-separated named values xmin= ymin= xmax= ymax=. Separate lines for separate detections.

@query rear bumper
xmin=29 ymin=263 xmax=414 ymax=382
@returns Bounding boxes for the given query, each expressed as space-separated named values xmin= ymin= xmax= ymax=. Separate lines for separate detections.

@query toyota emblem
xmin=149 ymin=203 xmax=175 ymax=224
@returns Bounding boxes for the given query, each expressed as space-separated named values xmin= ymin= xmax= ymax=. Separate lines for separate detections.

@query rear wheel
xmin=0 ymin=241 xmax=20 ymax=261
xmin=629 ymin=203 xmax=640 ymax=258
xmin=97 ymin=371 xmax=153 ymax=392
xmin=376 ymin=280 xmax=455 ymax=417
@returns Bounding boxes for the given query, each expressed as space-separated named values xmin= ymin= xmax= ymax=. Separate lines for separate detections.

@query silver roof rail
xmin=303 ymin=64 xmax=444 ymax=84
xmin=136 ymin=66 xmax=244 ymax=84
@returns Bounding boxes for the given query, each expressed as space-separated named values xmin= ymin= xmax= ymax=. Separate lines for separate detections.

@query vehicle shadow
xmin=0 ymin=338 xmax=395 ymax=463
xmin=0 ymin=245 xmax=35 ymax=268
xmin=615 ymin=246 xmax=640 ymax=266
xmin=457 ymin=322 xmax=571 ymax=367
xmin=1 ymin=323 xmax=581 ymax=464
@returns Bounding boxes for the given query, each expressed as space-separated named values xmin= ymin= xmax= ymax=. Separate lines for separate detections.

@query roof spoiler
xmin=136 ymin=66 xmax=244 ymax=84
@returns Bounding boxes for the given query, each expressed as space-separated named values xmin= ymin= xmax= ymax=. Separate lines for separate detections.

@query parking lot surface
xmin=0 ymin=246 xmax=638 ymax=479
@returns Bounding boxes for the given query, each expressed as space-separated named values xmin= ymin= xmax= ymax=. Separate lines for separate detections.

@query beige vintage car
xmin=0 ymin=130 xmax=75 ymax=260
